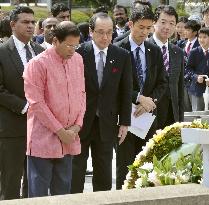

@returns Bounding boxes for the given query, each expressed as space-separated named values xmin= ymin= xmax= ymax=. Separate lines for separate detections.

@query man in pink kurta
xmin=23 ymin=21 xmax=86 ymax=197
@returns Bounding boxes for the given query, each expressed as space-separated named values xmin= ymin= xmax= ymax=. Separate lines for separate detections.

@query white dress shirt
xmin=185 ymin=37 xmax=197 ymax=53
xmin=153 ymin=33 xmax=169 ymax=62
xmin=92 ymin=40 xmax=108 ymax=70
xmin=12 ymin=35 xmax=36 ymax=67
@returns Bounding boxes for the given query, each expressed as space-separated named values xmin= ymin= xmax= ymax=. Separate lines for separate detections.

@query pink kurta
xmin=23 ymin=47 xmax=86 ymax=158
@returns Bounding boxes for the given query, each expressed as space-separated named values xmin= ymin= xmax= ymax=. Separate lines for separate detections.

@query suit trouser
xmin=27 ymin=155 xmax=73 ymax=197
xmin=157 ymin=95 xmax=175 ymax=130
xmin=0 ymin=137 xmax=26 ymax=200
xmin=188 ymin=94 xmax=204 ymax=111
xmin=71 ymin=116 xmax=114 ymax=193
xmin=184 ymin=87 xmax=192 ymax=112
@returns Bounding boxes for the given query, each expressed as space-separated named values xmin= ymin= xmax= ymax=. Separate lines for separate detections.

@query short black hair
xmin=38 ymin=18 xmax=44 ymax=29
xmin=202 ymin=6 xmax=209 ymax=16
xmin=185 ymin=20 xmax=201 ymax=32
xmin=113 ymin=5 xmax=128 ymax=15
xmin=89 ymin=12 xmax=112 ymax=31
xmin=130 ymin=7 xmax=154 ymax=24
xmin=51 ymin=3 xmax=69 ymax=17
xmin=53 ymin=21 xmax=80 ymax=43
xmin=93 ymin=6 xmax=108 ymax=14
xmin=178 ymin=16 xmax=188 ymax=24
xmin=10 ymin=6 xmax=34 ymax=22
xmin=199 ymin=27 xmax=209 ymax=36
xmin=154 ymin=5 xmax=178 ymax=24
xmin=0 ymin=16 xmax=12 ymax=38
xmin=131 ymin=0 xmax=152 ymax=11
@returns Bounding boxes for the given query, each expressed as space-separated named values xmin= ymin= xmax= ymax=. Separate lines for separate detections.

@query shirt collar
xmin=12 ymin=35 xmax=32 ymax=51
xmin=188 ymin=37 xmax=197 ymax=44
xmin=92 ymin=40 xmax=108 ymax=56
xmin=43 ymin=41 xmax=53 ymax=49
xmin=153 ymin=33 xmax=169 ymax=50
xmin=129 ymin=35 xmax=145 ymax=53
xmin=202 ymin=47 xmax=209 ymax=53
xmin=116 ymin=25 xmax=125 ymax=31
xmin=50 ymin=46 xmax=68 ymax=64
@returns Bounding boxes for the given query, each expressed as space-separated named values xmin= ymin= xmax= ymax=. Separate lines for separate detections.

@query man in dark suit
xmin=148 ymin=5 xmax=184 ymax=129
xmin=71 ymin=12 xmax=132 ymax=193
xmin=0 ymin=7 xmax=44 ymax=200
xmin=115 ymin=7 xmax=167 ymax=189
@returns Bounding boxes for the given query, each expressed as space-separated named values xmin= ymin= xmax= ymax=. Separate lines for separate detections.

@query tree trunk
xmin=35 ymin=0 xmax=38 ymax=6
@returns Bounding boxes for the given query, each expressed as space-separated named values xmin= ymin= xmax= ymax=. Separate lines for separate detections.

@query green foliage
xmin=71 ymin=10 xmax=90 ymax=24
xmin=1 ymin=6 xmax=90 ymax=24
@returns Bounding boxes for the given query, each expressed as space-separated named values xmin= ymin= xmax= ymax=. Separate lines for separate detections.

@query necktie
xmin=135 ymin=47 xmax=144 ymax=91
xmin=162 ymin=45 xmax=169 ymax=72
xmin=205 ymin=50 xmax=209 ymax=57
xmin=24 ymin=44 xmax=33 ymax=62
xmin=97 ymin=51 xmax=104 ymax=87
xmin=186 ymin=42 xmax=192 ymax=55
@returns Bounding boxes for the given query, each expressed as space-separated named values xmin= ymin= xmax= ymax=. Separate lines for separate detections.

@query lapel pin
xmin=110 ymin=60 xmax=115 ymax=63
xmin=148 ymin=48 xmax=151 ymax=52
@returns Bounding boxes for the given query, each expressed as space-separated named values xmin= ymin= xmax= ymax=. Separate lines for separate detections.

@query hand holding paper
xmin=129 ymin=104 xmax=156 ymax=139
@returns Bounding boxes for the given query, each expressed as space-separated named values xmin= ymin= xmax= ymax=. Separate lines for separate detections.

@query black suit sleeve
xmin=0 ymin=63 xmax=26 ymax=114
xmin=146 ymin=47 xmax=168 ymax=103
xmin=178 ymin=50 xmax=185 ymax=122
xmin=118 ymin=51 xmax=133 ymax=126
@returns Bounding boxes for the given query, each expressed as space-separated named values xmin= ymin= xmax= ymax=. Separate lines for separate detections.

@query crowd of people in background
xmin=1 ymin=0 xmax=209 ymax=201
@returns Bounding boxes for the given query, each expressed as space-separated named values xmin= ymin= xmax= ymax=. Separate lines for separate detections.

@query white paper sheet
xmin=128 ymin=104 xmax=156 ymax=139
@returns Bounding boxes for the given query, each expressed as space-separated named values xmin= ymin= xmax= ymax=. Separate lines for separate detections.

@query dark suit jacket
xmin=112 ymin=25 xmax=130 ymax=42
xmin=113 ymin=30 xmax=130 ymax=43
xmin=76 ymin=41 xmax=133 ymax=142
xmin=148 ymin=36 xmax=184 ymax=122
xmin=185 ymin=46 xmax=209 ymax=97
xmin=115 ymin=37 xmax=167 ymax=108
xmin=0 ymin=37 xmax=44 ymax=138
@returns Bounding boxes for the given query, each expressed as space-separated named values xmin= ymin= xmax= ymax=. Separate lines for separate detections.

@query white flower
xmin=148 ymin=171 xmax=161 ymax=186
xmin=135 ymin=178 xmax=143 ymax=188
xmin=198 ymin=178 xmax=203 ymax=184
xmin=122 ymin=180 xmax=129 ymax=190
xmin=126 ymin=171 xmax=132 ymax=180
xmin=146 ymin=139 xmax=154 ymax=150
xmin=141 ymin=162 xmax=153 ymax=171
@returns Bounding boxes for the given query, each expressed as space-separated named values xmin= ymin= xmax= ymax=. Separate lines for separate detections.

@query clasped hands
xmin=134 ymin=95 xmax=156 ymax=117
xmin=56 ymin=125 xmax=80 ymax=144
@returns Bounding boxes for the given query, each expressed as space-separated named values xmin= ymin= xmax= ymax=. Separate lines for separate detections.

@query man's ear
xmin=52 ymin=36 xmax=58 ymax=45
xmin=128 ymin=21 xmax=133 ymax=29
xmin=89 ymin=28 xmax=93 ymax=35
xmin=10 ymin=21 xmax=15 ymax=30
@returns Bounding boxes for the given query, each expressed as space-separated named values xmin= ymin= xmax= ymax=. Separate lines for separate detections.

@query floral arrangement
xmin=123 ymin=120 xmax=209 ymax=189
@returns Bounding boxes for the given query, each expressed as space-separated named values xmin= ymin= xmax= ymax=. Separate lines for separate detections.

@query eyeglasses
xmin=94 ymin=30 xmax=113 ymax=36
xmin=64 ymin=44 xmax=79 ymax=50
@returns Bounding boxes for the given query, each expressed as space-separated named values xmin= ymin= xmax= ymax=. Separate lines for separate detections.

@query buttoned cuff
xmin=21 ymin=102 xmax=29 ymax=114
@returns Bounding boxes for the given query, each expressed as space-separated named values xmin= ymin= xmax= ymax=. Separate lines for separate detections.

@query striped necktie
xmin=97 ymin=51 xmax=104 ymax=88
xmin=135 ymin=47 xmax=144 ymax=91
xmin=162 ymin=45 xmax=169 ymax=72
xmin=24 ymin=44 xmax=33 ymax=62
